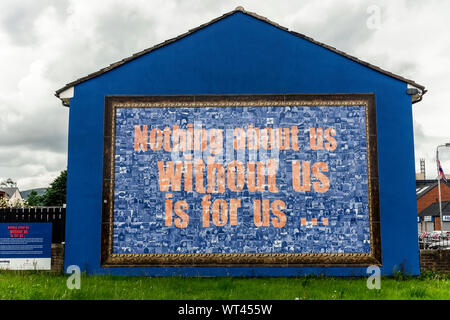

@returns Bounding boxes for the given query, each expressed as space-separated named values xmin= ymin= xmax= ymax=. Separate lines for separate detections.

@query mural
xmin=101 ymin=95 xmax=380 ymax=266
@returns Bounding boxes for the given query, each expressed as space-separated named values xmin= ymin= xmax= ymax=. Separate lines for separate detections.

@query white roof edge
xmin=408 ymin=84 xmax=424 ymax=104
xmin=408 ymin=83 xmax=422 ymax=91
xmin=59 ymin=86 xmax=74 ymax=99
xmin=58 ymin=86 xmax=74 ymax=107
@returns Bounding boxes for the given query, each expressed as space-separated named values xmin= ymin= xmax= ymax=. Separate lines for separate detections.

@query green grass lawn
xmin=0 ymin=271 xmax=449 ymax=300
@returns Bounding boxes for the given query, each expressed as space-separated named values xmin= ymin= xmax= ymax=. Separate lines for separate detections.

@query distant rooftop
xmin=419 ymin=201 xmax=450 ymax=217
xmin=0 ymin=187 xmax=20 ymax=199
xmin=416 ymin=180 xmax=439 ymax=200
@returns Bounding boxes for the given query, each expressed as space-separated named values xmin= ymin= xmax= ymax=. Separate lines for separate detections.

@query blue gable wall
xmin=65 ymin=12 xmax=419 ymax=276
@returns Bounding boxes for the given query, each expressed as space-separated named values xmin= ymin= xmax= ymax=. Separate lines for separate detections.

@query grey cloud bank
xmin=0 ymin=0 xmax=447 ymax=189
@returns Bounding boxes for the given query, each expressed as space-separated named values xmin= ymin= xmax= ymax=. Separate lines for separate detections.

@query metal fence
xmin=0 ymin=207 xmax=66 ymax=243
xmin=419 ymin=231 xmax=450 ymax=250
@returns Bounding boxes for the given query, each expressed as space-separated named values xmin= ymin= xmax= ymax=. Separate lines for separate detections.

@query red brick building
xmin=417 ymin=180 xmax=450 ymax=231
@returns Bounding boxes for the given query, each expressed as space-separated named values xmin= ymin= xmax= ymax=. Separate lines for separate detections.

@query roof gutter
xmin=56 ymin=86 xmax=74 ymax=107
xmin=407 ymin=85 xmax=427 ymax=104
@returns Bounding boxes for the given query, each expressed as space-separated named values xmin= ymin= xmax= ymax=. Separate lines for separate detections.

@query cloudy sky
xmin=0 ymin=0 xmax=449 ymax=190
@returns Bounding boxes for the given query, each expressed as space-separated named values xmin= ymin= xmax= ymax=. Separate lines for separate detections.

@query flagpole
xmin=437 ymin=147 xmax=443 ymax=232
xmin=436 ymin=143 xmax=450 ymax=232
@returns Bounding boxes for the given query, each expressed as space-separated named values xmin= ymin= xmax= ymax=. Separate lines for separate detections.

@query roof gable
xmin=416 ymin=181 xmax=438 ymax=199
xmin=0 ymin=187 xmax=21 ymax=199
xmin=56 ymin=7 xmax=425 ymax=105
xmin=419 ymin=201 xmax=450 ymax=217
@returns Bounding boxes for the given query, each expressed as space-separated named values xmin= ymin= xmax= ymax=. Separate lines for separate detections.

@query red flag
xmin=438 ymin=160 xmax=448 ymax=183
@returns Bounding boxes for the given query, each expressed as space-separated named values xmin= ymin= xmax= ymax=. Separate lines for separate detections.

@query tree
xmin=0 ymin=178 xmax=17 ymax=188
xmin=41 ymin=170 xmax=67 ymax=206
xmin=0 ymin=178 xmax=22 ymax=208
xmin=9 ymin=198 xmax=24 ymax=208
xmin=0 ymin=197 xmax=7 ymax=209
xmin=26 ymin=190 xmax=43 ymax=207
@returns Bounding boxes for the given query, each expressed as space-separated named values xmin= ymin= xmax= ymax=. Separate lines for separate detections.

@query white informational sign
xmin=424 ymin=216 xmax=433 ymax=222
xmin=0 ymin=258 xmax=51 ymax=270
xmin=0 ymin=223 xmax=52 ymax=270
xmin=443 ymin=216 xmax=450 ymax=222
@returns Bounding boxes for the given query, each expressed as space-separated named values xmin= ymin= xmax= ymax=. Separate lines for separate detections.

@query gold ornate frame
xmin=101 ymin=94 xmax=381 ymax=267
